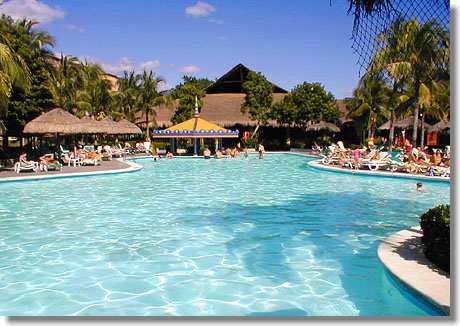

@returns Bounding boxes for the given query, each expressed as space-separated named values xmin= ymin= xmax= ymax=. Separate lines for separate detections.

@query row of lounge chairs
xmin=319 ymin=142 xmax=450 ymax=178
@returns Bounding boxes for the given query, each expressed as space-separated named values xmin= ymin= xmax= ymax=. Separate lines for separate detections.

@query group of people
xmin=158 ymin=144 xmax=266 ymax=160
xmin=319 ymin=140 xmax=450 ymax=177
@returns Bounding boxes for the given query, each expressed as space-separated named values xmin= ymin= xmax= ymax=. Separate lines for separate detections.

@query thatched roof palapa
xmin=24 ymin=108 xmax=83 ymax=134
xmin=378 ymin=117 xmax=432 ymax=130
xmin=306 ymin=121 xmax=340 ymax=133
xmin=79 ymin=116 xmax=108 ymax=134
xmin=117 ymin=119 xmax=142 ymax=134
xmin=427 ymin=120 xmax=450 ymax=133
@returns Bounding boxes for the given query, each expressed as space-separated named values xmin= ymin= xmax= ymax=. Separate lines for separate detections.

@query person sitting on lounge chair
xmin=15 ymin=152 xmax=39 ymax=173
xmin=39 ymin=153 xmax=62 ymax=171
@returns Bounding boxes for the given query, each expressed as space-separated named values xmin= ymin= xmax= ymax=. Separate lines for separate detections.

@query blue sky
xmin=0 ymin=0 xmax=362 ymax=98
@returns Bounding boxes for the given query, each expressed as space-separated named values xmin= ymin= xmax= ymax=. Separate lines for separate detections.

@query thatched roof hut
xmin=79 ymin=116 xmax=108 ymax=134
xmin=24 ymin=108 xmax=82 ymax=134
xmin=428 ymin=120 xmax=450 ymax=133
xmin=117 ymin=119 xmax=142 ymax=134
xmin=306 ymin=121 xmax=340 ymax=133
xmin=378 ymin=117 xmax=432 ymax=130
xmin=99 ymin=117 xmax=123 ymax=134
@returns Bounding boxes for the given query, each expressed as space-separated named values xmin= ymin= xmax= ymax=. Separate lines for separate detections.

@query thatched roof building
xmin=427 ymin=120 xmax=450 ymax=133
xmin=117 ymin=119 xmax=142 ymax=134
xmin=378 ymin=117 xmax=432 ymax=130
xmin=24 ymin=108 xmax=83 ymax=134
xmin=135 ymin=64 xmax=350 ymax=129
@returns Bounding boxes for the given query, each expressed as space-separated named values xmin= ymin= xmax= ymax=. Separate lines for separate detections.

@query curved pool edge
xmin=307 ymin=160 xmax=450 ymax=183
xmin=0 ymin=159 xmax=143 ymax=183
xmin=378 ymin=227 xmax=450 ymax=315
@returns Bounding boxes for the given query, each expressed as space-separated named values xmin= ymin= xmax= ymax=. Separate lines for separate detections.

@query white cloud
xmin=181 ymin=65 xmax=201 ymax=73
xmin=217 ymin=36 xmax=227 ymax=41
xmin=185 ymin=1 xmax=215 ymax=18
xmin=0 ymin=0 xmax=65 ymax=23
xmin=78 ymin=56 xmax=163 ymax=75
xmin=139 ymin=59 xmax=160 ymax=72
xmin=65 ymin=24 xmax=85 ymax=32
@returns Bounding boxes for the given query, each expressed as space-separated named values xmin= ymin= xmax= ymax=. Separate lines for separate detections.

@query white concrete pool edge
xmin=0 ymin=158 xmax=143 ymax=183
xmin=378 ymin=227 xmax=450 ymax=314
xmin=307 ymin=160 xmax=450 ymax=183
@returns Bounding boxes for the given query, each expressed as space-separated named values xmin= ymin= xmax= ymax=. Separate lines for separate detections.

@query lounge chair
xmin=361 ymin=152 xmax=391 ymax=171
xmin=61 ymin=153 xmax=81 ymax=167
xmin=81 ymin=157 xmax=99 ymax=166
xmin=14 ymin=161 xmax=39 ymax=173
xmin=41 ymin=161 xmax=62 ymax=172
xmin=101 ymin=150 xmax=112 ymax=161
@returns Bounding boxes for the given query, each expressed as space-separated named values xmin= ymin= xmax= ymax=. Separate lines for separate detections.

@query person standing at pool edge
xmin=258 ymin=144 xmax=265 ymax=159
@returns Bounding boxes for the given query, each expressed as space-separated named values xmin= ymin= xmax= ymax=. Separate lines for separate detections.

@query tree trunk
xmin=412 ymin=81 xmax=421 ymax=146
xmin=252 ymin=124 xmax=260 ymax=138
xmin=420 ymin=112 xmax=425 ymax=148
xmin=2 ymin=132 xmax=7 ymax=152
xmin=145 ymin=110 xmax=150 ymax=140
xmin=389 ymin=109 xmax=395 ymax=151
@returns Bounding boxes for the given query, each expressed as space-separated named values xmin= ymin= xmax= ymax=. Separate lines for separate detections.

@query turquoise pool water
xmin=0 ymin=154 xmax=450 ymax=316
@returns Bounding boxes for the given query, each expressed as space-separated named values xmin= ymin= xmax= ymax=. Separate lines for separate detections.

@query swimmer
xmin=416 ymin=182 xmax=427 ymax=193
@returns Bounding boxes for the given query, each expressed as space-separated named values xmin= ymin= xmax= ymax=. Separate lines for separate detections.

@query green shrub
xmin=420 ymin=204 xmax=450 ymax=273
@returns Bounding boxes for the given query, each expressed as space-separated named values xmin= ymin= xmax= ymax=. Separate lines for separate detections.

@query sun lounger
xmin=41 ymin=162 xmax=62 ymax=172
xmin=14 ymin=161 xmax=39 ymax=173
xmin=61 ymin=153 xmax=81 ymax=167
xmin=81 ymin=158 xmax=99 ymax=166
xmin=361 ymin=152 xmax=391 ymax=171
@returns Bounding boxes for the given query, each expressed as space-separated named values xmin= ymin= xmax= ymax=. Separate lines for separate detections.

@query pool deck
xmin=378 ymin=227 xmax=450 ymax=314
xmin=307 ymin=160 xmax=450 ymax=183
xmin=0 ymin=158 xmax=143 ymax=183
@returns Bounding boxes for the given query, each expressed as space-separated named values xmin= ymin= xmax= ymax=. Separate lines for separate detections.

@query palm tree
xmin=48 ymin=54 xmax=83 ymax=111
xmin=111 ymin=71 xmax=140 ymax=120
xmin=136 ymin=70 xmax=166 ymax=138
xmin=371 ymin=18 xmax=449 ymax=146
xmin=347 ymin=73 xmax=389 ymax=142
xmin=0 ymin=43 xmax=30 ymax=116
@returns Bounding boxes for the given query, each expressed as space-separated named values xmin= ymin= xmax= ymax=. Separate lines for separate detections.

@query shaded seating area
xmin=10 ymin=108 xmax=143 ymax=174
xmin=151 ymin=101 xmax=239 ymax=156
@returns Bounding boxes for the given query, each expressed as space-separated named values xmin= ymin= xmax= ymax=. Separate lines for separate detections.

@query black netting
xmin=351 ymin=0 xmax=450 ymax=76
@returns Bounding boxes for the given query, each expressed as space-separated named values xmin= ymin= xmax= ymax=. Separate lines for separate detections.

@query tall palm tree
xmin=48 ymin=54 xmax=82 ymax=111
xmin=137 ymin=70 xmax=166 ymax=138
xmin=0 ymin=42 xmax=30 ymax=116
xmin=347 ymin=73 xmax=389 ymax=142
xmin=111 ymin=71 xmax=140 ymax=120
xmin=371 ymin=18 xmax=449 ymax=146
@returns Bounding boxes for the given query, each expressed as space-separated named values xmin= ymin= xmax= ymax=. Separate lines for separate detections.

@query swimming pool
xmin=0 ymin=154 xmax=450 ymax=316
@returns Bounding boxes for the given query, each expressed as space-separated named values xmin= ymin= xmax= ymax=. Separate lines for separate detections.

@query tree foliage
xmin=170 ymin=76 xmax=211 ymax=124
xmin=273 ymin=82 xmax=339 ymax=130
xmin=0 ymin=15 xmax=54 ymax=136
xmin=241 ymin=71 xmax=273 ymax=126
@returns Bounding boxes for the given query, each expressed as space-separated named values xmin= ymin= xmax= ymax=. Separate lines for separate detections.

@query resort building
xmin=136 ymin=64 xmax=287 ymax=129
xmin=135 ymin=63 xmax=352 ymax=148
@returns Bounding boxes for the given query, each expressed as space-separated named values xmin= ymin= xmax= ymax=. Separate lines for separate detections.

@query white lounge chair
xmin=14 ymin=161 xmax=39 ymax=173
xmin=361 ymin=152 xmax=391 ymax=171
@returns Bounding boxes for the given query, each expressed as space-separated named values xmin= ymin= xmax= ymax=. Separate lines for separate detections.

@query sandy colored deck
xmin=378 ymin=227 xmax=450 ymax=314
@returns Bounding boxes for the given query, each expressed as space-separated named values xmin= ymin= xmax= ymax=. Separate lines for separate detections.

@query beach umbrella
xmin=306 ymin=121 xmax=340 ymax=133
xmin=427 ymin=120 xmax=450 ymax=133
xmin=23 ymin=108 xmax=82 ymax=134
xmin=378 ymin=117 xmax=432 ymax=130
xmin=79 ymin=116 xmax=109 ymax=134
xmin=117 ymin=119 xmax=142 ymax=134
xmin=100 ymin=117 xmax=125 ymax=135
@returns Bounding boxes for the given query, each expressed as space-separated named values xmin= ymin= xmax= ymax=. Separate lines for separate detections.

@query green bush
xmin=420 ymin=204 xmax=450 ymax=273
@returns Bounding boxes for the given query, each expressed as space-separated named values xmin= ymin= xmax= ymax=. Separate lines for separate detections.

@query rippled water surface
xmin=0 ymin=154 xmax=450 ymax=316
